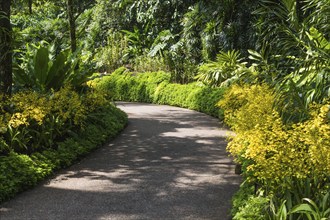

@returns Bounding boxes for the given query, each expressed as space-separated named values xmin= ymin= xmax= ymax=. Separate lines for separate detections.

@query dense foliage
xmin=13 ymin=43 xmax=92 ymax=92
xmin=5 ymin=0 xmax=261 ymax=86
xmin=220 ymin=85 xmax=330 ymax=186
xmin=220 ymin=85 xmax=330 ymax=219
xmin=90 ymin=68 xmax=225 ymax=119
xmin=0 ymin=86 xmax=127 ymax=202
xmin=0 ymin=0 xmax=329 ymax=218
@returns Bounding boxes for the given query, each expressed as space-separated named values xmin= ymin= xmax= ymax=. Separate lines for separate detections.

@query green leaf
xmin=248 ymin=50 xmax=263 ymax=61
xmin=290 ymin=204 xmax=314 ymax=213
xmin=34 ymin=47 xmax=50 ymax=87
xmin=307 ymin=27 xmax=330 ymax=50
xmin=303 ymin=198 xmax=320 ymax=214
xmin=46 ymin=51 xmax=67 ymax=86
xmin=47 ymin=61 xmax=72 ymax=90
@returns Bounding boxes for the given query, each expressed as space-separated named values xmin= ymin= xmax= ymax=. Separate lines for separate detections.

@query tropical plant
xmin=268 ymin=191 xmax=330 ymax=220
xmin=133 ymin=53 xmax=169 ymax=73
xmin=181 ymin=2 xmax=204 ymax=64
xmin=268 ymin=200 xmax=289 ymax=220
xmin=114 ymin=0 xmax=195 ymax=40
xmin=182 ymin=0 xmax=258 ymax=61
xmin=195 ymin=50 xmax=255 ymax=87
xmin=148 ymin=30 xmax=177 ymax=58
xmin=122 ymin=25 xmax=153 ymax=58
xmin=290 ymin=192 xmax=330 ymax=220
xmin=162 ymin=39 xmax=198 ymax=84
xmin=13 ymin=42 xmax=92 ymax=92
xmin=254 ymin=0 xmax=330 ymax=122
xmin=95 ymin=31 xmax=129 ymax=73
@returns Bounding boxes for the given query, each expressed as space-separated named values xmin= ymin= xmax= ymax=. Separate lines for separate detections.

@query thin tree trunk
xmin=67 ymin=0 xmax=76 ymax=53
xmin=0 ymin=0 xmax=12 ymax=95
xmin=28 ymin=0 xmax=32 ymax=14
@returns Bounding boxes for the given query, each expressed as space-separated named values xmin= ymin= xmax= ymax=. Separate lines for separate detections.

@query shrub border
xmin=0 ymin=104 xmax=127 ymax=203
xmin=92 ymin=68 xmax=226 ymax=120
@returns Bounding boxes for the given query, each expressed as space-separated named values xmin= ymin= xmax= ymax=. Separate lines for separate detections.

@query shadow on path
xmin=0 ymin=102 xmax=241 ymax=220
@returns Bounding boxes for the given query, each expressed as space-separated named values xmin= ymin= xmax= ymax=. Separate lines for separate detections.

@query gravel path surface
xmin=0 ymin=102 xmax=241 ymax=220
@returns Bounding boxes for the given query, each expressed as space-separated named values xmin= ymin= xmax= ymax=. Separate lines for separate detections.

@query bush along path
xmin=0 ymin=87 xmax=128 ymax=204
xmin=90 ymin=67 xmax=226 ymax=120
xmin=0 ymin=102 xmax=241 ymax=220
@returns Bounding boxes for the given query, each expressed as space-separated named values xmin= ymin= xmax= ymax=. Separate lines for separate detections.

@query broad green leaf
xmin=46 ymin=51 xmax=67 ymax=87
xmin=34 ymin=47 xmax=50 ymax=86
xmin=322 ymin=193 xmax=330 ymax=212
xmin=148 ymin=43 xmax=167 ymax=57
xmin=290 ymin=204 xmax=314 ymax=213
xmin=47 ymin=61 xmax=72 ymax=90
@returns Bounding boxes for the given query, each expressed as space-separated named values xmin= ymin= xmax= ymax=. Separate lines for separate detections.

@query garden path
xmin=0 ymin=102 xmax=240 ymax=220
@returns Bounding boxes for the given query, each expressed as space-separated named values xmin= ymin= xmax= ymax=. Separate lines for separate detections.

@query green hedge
xmin=92 ymin=67 xmax=226 ymax=119
xmin=0 ymin=104 xmax=127 ymax=203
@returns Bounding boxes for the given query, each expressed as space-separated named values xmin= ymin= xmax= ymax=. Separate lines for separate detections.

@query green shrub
xmin=94 ymin=32 xmax=129 ymax=73
xmin=91 ymin=68 xmax=225 ymax=119
xmin=0 ymin=86 xmax=119 ymax=155
xmin=231 ymin=181 xmax=256 ymax=217
xmin=0 ymin=85 xmax=128 ymax=203
xmin=0 ymin=102 xmax=127 ymax=203
xmin=233 ymin=195 xmax=269 ymax=220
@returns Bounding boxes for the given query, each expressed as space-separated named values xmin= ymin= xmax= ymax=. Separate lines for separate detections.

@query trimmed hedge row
xmin=0 ymin=104 xmax=127 ymax=203
xmin=91 ymin=67 xmax=226 ymax=119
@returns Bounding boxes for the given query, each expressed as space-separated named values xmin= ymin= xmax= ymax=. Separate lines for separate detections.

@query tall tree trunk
xmin=0 ymin=0 xmax=12 ymax=95
xmin=28 ymin=0 xmax=32 ymax=14
xmin=67 ymin=0 xmax=76 ymax=53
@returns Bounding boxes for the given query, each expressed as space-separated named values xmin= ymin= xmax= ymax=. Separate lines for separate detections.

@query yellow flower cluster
xmin=50 ymin=86 xmax=87 ymax=126
xmin=218 ymin=84 xmax=276 ymax=132
xmin=83 ymin=89 xmax=110 ymax=113
xmin=220 ymin=84 xmax=330 ymax=190
xmin=9 ymin=92 xmax=49 ymax=128
xmin=296 ymin=103 xmax=330 ymax=177
xmin=0 ymin=86 xmax=113 ymax=154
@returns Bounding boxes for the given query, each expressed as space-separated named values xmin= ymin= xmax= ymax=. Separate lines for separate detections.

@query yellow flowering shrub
xmin=0 ymin=86 xmax=113 ymax=154
xmin=297 ymin=103 xmax=330 ymax=178
xmin=8 ymin=86 xmax=86 ymax=129
xmin=10 ymin=92 xmax=49 ymax=128
xmin=220 ymin=84 xmax=330 ymax=190
xmin=218 ymin=84 xmax=276 ymax=132
xmin=82 ymin=89 xmax=110 ymax=113
xmin=50 ymin=86 xmax=87 ymax=126
xmin=0 ymin=98 xmax=10 ymax=153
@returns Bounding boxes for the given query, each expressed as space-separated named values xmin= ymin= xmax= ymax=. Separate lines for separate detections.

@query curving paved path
xmin=0 ymin=102 xmax=241 ymax=220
